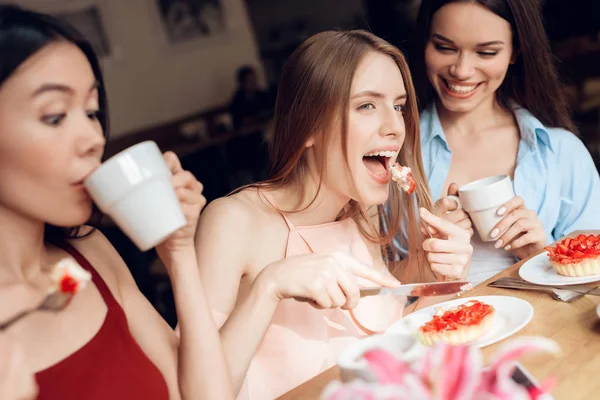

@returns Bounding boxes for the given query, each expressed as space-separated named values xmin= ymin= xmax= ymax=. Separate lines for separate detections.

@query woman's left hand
xmin=420 ymin=208 xmax=473 ymax=281
xmin=490 ymin=196 xmax=545 ymax=260
xmin=155 ymin=151 xmax=206 ymax=264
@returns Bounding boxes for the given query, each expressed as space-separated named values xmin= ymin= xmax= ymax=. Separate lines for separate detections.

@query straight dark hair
xmin=414 ymin=0 xmax=576 ymax=133
xmin=0 ymin=4 xmax=109 ymax=243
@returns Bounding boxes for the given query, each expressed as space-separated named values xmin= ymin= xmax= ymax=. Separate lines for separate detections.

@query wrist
xmin=254 ymin=266 xmax=282 ymax=306
xmin=160 ymin=247 xmax=197 ymax=271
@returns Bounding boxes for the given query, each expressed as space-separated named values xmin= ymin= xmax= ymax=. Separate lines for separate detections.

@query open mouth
xmin=362 ymin=150 xmax=397 ymax=180
xmin=442 ymin=78 xmax=480 ymax=96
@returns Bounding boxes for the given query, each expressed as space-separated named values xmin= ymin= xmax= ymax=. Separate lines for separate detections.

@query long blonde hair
xmin=236 ymin=30 xmax=435 ymax=282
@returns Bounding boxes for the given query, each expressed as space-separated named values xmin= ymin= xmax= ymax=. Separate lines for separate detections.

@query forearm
xmin=167 ymin=251 xmax=234 ymax=400
xmin=218 ymin=278 xmax=279 ymax=395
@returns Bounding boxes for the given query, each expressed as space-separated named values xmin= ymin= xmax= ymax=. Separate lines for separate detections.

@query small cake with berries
xmin=390 ymin=163 xmax=416 ymax=194
xmin=49 ymin=258 xmax=92 ymax=294
xmin=417 ymin=300 xmax=495 ymax=346
xmin=545 ymin=234 xmax=600 ymax=277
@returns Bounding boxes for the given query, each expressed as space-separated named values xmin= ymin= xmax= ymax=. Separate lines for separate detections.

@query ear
xmin=305 ymin=136 xmax=315 ymax=147
xmin=509 ymin=48 xmax=519 ymax=65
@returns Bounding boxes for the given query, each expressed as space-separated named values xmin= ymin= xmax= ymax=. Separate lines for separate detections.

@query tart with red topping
xmin=545 ymin=234 xmax=600 ymax=277
xmin=417 ymin=300 xmax=495 ymax=346
xmin=49 ymin=259 xmax=92 ymax=294
xmin=390 ymin=163 xmax=416 ymax=194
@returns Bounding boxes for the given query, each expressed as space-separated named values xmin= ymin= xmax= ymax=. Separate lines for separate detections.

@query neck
xmin=0 ymin=205 xmax=49 ymax=284
xmin=274 ymin=170 xmax=351 ymax=226
xmin=436 ymin=96 xmax=509 ymax=137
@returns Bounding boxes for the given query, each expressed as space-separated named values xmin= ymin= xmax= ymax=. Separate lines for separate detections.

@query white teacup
xmin=446 ymin=175 xmax=515 ymax=242
xmin=84 ymin=141 xmax=186 ymax=251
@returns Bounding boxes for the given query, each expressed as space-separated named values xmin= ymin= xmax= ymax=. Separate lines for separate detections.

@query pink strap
xmin=260 ymin=190 xmax=296 ymax=231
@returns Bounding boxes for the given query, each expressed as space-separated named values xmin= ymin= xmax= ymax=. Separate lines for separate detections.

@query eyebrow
xmin=351 ymin=90 xmax=407 ymax=101
xmin=431 ymin=33 xmax=504 ymax=47
xmin=32 ymin=81 xmax=99 ymax=97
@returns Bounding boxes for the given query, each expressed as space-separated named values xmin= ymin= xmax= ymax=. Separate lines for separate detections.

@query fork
xmin=488 ymin=277 xmax=594 ymax=302
xmin=0 ymin=291 xmax=74 ymax=330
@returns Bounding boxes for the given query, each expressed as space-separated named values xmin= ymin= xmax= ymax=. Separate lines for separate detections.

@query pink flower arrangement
xmin=322 ymin=337 xmax=559 ymax=400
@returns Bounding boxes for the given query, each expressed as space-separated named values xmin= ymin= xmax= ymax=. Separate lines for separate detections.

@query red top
xmin=36 ymin=242 xmax=170 ymax=400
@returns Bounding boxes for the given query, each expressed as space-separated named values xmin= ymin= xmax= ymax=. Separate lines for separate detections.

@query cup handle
xmin=444 ymin=195 xmax=462 ymax=213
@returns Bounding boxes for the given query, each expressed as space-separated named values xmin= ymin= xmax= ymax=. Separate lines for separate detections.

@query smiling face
xmin=0 ymin=41 xmax=105 ymax=228
xmin=320 ymin=50 xmax=407 ymax=206
xmin=424 ymin=2 xmax=514 ymax=113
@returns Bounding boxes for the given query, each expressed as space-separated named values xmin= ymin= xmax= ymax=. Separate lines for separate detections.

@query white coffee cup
xmin=84 ymin=141 xmax=186 ymax=251
xmin=445 ymin=175 xmax=515 ymax=242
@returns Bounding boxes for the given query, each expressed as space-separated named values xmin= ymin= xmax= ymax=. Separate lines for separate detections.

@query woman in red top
xmin=0 ymin=5 xmax=231 ymax=399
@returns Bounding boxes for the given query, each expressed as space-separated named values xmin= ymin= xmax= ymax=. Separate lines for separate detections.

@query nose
xmin=379 ymin=105 xmax=405 ymax=139
xmin=76 ymin=115 xmax=106 ymax=159
xmin=449 ymin=53 xmax=474 ymax=80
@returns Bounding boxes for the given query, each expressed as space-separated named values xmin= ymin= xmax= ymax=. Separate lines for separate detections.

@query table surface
xmin=277 ymin=230 xmax=600 ymax=400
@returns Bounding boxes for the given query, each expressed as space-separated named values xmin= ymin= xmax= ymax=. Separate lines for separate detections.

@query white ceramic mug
xmin=84 ymin=141 xmax=186 ymax=251
xmin=445 ymin=175 xmax=515 ymax=242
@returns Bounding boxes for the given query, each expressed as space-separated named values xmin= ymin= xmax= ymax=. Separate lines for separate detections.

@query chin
xmin=437 ymin=95 xmax=481 ymax=114
xmin=53 ymin=205 xmax=94 ymax=228
xmin=357 ymin=186 xmax=389 ymax=206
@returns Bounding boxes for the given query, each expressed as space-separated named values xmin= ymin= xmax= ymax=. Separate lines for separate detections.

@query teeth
xmin=364 ymin=150 xmax=398 ymax=158
xmin=447 ymin=82 xmax=478 ymax=94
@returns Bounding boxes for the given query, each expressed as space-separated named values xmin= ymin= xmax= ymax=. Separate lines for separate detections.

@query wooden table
xmin=278 ymin=231 xmax=600 ymax=400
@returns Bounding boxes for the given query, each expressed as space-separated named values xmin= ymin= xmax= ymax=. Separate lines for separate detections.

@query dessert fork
xmin=0 ymin=292 xmax=74 ymax=330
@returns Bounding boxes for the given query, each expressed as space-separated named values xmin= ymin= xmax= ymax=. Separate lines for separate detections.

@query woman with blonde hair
xmin=196 ymin=30 xmax=472 ymax=399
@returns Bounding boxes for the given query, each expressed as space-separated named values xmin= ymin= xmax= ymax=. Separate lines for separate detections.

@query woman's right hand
xmin=0 ymin=334 xmax=38 ymax=400
xmin=256 ymin=252 xmax=401 ymax=310
xmin=433 ymin=183 xmax=473 ymax=237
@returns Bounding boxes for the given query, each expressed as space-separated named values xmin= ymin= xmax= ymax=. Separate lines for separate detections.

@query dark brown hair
xmin=414 ymin=0 xmax=576 ymax=133
xmin=237 ymin=30 xmax=435 ymax=281
xmin=0 ymin=5 xmax=109 ymax=243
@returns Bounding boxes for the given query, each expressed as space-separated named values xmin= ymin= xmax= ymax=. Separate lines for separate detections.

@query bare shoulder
xmin=196 ymin=188 xmax=285 ymax=276
xmin=199 ymin=188 xmax=275 ymax=237
xmin=67 ymin=227 xmax=133 ymax=302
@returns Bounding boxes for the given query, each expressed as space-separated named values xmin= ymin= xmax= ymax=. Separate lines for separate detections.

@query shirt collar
xmin=511 ymin=103 xmax=554 ymax=154
xmin=420 ymin=102 xmax=554 ymax=154
xmin=420 ymin=103 xmax=448 ymax=149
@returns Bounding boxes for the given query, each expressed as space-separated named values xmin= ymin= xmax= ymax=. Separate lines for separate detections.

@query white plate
xmin=597 ymin=304 xmax=600 ymax=319
xmin=519 ymin=252 xmax=600 ymax=286
xmin=386 ymin=295 xmax=533 ymax=348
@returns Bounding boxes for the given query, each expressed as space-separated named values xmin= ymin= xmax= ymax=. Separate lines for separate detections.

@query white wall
xmin=13 ymin=0 xmax=262 ymax=138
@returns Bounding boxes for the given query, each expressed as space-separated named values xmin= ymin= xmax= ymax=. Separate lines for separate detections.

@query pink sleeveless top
xmin=218 ymin=193 xmax=404 ymax=400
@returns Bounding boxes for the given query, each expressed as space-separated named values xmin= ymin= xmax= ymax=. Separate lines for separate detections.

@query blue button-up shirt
xmin=420 ymin=103 xmax=600 ymax=242
xmin=394 ymin=103 xmax=600 ymax=283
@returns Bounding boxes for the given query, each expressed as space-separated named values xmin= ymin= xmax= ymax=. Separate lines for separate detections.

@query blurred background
xmin=8 ymin=0 xmax=599 ymax=326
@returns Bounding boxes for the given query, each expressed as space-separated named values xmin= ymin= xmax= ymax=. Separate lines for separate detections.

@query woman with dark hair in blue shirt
xmin=404 ymin=0 xmax=600 ymax=284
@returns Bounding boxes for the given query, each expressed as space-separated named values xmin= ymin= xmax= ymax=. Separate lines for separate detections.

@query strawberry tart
xmin=417 ymin=300 xmax=495 ymax=346
xmin=49 ymin=258 xmax=92 ymax=294
xmin=545 ymin=234 xmax=600 ymax=277
xmin=390 ymin=163 xmax=416 ymax=194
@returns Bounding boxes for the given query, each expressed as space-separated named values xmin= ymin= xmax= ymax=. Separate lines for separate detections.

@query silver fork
xmin=0 ymin=291 xmax=74 ymax=330
xmin=488 ymin=277 xmax=593 ymax=303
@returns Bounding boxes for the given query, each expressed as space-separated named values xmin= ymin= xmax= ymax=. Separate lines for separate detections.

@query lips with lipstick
xmin=362 ymin=150 xmax=398 ymax=184
xmin=441 ymin=78 xmax=481 ymax=98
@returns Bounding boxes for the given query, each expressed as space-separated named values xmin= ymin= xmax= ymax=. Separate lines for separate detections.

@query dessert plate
xmin=386 ymin=295 xmax=533 ymax=348
xmin=519 ymin=252 xmax=600 ymax=286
